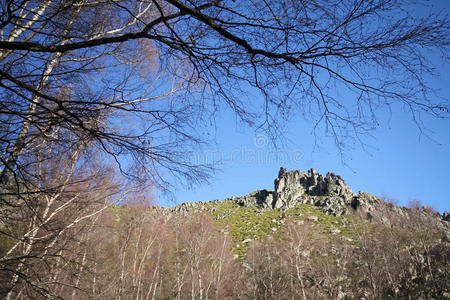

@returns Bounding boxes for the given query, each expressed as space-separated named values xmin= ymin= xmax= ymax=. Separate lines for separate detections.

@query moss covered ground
xmin=199 ymin=199 xmax=361 ymax=258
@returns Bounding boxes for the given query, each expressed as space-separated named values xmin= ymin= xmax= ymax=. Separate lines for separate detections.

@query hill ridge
xmin=172 ymin=167 xmax=450 ymax=224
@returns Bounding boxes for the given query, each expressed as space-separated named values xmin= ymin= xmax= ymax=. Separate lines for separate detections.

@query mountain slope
xmin=171 ymin=167 xmax=449 ymax=253
xmin=5 ymin=168 xmax=448 ymax=299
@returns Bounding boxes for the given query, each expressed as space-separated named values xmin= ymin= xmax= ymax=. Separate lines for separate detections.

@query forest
xmin=2 ymin=191 xmax=449 ymax=299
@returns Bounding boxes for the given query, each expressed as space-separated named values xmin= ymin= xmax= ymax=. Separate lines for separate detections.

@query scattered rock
xmin=235 ymin=189 xmax=273 ymax=208
xmin=295 ymin=220 xmax=305 ymax=225
xmin=306 ymin=215 xmax=318 ymax=222
xmin=331 ymin=228 xmax=341 ymax=235
xmin=170 ymin=168 xmax=450 ymax=239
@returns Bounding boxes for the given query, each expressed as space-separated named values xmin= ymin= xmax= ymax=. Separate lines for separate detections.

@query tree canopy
xmin=1 ymin=0 xmax=449 ymax=190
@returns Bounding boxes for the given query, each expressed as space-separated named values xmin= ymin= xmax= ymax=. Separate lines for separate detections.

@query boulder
xmin=235 ymin=189 xmax=273 ymax=208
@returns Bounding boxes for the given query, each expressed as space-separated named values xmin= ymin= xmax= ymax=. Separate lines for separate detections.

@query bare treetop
xmin=0 ymin=0 xmax=449 ymax=189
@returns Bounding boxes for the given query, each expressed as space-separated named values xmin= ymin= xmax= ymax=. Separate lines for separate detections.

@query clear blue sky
xmin=160 ymin=1 xmax=450 ymax=213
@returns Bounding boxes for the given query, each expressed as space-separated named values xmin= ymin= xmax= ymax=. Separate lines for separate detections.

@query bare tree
xmin=1 ymin=0 xmax=449 ymax=194
xmin=92 ymin=205 xmax=175 ymax=300
xmin=0 ymin=136 xmax=123 ymax=299
xmin=0 ymin=0 xmax=212 ymax=197
xmin=172 ymin=212 xmax=238 ymax=300
xmin=245 ymin=236 xmax=291 ymax=300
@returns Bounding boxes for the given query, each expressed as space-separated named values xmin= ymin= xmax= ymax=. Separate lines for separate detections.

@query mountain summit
xmin=173 ymin=168 xmax=449 ymax=242
xmin=231 ymin=167 xmax=355 ymax=213
xmin=182 ymin=167 xmax=448 ymax=223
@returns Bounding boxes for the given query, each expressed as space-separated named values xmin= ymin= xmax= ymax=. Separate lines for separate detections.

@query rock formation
xmin=174 ymin=167 xmax=450 ymax=223
xmin=273 ymin=167 xmax=353 ymax=209
xmin=230 ymin=167 xmax=356 ymax=216
xmin=444 ymin=211 xmax=450 ymax=222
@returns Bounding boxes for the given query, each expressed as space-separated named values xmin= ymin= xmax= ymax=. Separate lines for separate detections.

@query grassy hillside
xmin=185 ymin=198 xmax=354 ymax=258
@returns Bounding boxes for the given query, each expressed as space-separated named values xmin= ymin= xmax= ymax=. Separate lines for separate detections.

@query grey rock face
xmin=235 ymin=189 xmax=273 ymax=209
xmin=443 ymin=211 xmax=450 ymax=222
xmin=273 ymin=167 xmax=353 ymax=209
xmin=171 ymin=168 xmax=449 ymax=236
xmin=225 ymin=168 xmax=356 ymax=216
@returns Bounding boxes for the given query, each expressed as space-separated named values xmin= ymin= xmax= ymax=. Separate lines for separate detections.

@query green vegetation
xmin=207 ymin=200 xmax=284 ymax=257
xmin=199 ymin=200 xmax=362 ymax=258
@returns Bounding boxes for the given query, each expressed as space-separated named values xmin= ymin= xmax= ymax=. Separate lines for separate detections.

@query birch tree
xmin=0 ymin=136 xmax=122 ymax=299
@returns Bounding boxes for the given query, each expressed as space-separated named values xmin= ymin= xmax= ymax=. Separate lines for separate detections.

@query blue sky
xmin=163 ymin=102 xmax=450 ymax=212
xmin=159 ymin=1 xmax=450 ymax=213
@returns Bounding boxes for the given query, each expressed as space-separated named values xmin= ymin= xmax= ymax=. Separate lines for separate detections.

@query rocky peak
xmin=273 ymin=167 xmax=353 ymax=209
xmin=227 ymin=167 xmax=355 ymax=215
xmin=173 ymin=167 xmax=450 ymax=224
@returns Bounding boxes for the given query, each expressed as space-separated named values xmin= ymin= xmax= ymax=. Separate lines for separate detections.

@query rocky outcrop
xmin=443 ymin=211 xmax=450 ymax=222
xmin=273 ymin=168 xmax=353 ymax=209
xmin=172 ymin=167 xmax=450 ymax=229
xmin=226 ymin=168 xmax=355 ymax=216
xmin=234 ymin=189 xmax=273 ymax=209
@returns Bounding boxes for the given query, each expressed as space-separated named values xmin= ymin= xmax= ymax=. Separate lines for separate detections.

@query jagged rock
xmin=171 ymin=168 xmax=448 ymax=230
xmin=234 ymin=189 xmax=273 ymax=208
xmin=272 ymin=168 xmax=310 ymax=209
xmin=324 ymin=172 xmax=353 ymax=199
xmin=223 ymin=168 xmax=357 ymax=215
xmin=273 ymin=167 xmax=353 ymax=210
xmin=443 ymin=211 xmax=450 ymax=222
xmin=350 ymin=192 xmax=384 ymax=219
